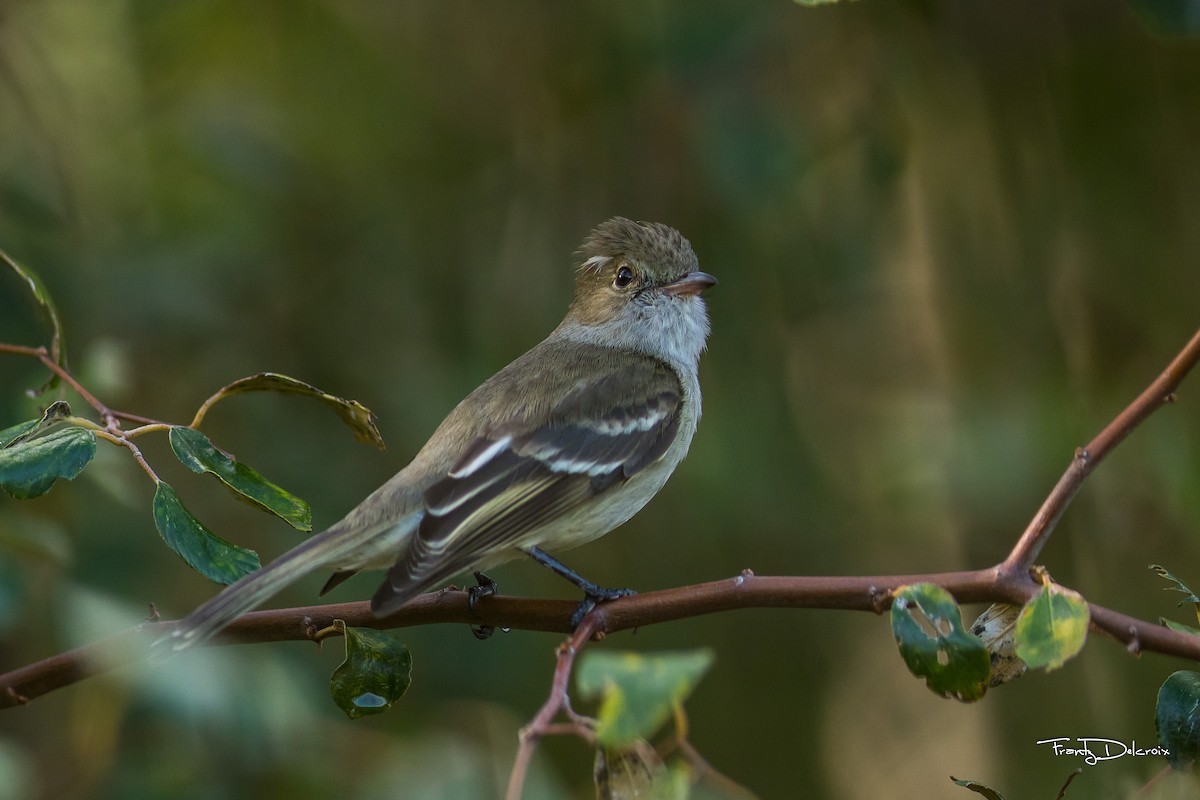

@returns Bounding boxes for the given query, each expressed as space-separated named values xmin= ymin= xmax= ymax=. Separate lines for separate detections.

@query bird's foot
xmin=468 ymin=571 xmax=498 ymax=639
xmin=570 ymin=585 xmax=637 ymax=629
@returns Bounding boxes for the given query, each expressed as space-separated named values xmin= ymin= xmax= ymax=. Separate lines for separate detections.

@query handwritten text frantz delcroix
xmin=1036 ymin=738 xmax=1169 ymax=765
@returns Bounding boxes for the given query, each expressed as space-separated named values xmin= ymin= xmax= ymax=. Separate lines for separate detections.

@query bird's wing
xmin=370 ymin=357 xmax=682 ymax=614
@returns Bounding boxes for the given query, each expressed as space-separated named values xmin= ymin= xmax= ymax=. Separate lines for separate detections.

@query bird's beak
xmin=661 ymin=271 xmax=718 ymax=297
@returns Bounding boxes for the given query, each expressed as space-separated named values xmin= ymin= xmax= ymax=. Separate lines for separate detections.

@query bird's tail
xmin=159 ymin=521 xmax=385 ymax=655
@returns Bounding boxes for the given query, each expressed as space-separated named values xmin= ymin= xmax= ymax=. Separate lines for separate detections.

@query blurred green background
xmin=2 ymin=1 xmax=1200 ymax=797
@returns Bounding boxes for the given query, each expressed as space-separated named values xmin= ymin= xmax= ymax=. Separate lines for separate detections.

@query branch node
xmin=144 ymin=603 xmax=160 ymax=623
xmin=5 ymin=686 xmax=29 ymax=706
xmin=1165 ymin=391 xmax=1179 ymax=404
xmin=1073 ymin=446 xmax=1090 ymax=465
xmin=306 ymin=617 xmax=340 ymax=647
xmin=868 ymin=586 xmax=890 ymax=615
xmin=1126 ymin=625 xmax=1141 ymax=657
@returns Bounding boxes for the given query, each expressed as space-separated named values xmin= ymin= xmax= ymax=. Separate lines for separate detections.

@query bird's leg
xmin=468 ymin=571 xmax=498 ymax=640
xmin=523 ymin=546 xmax=636 ymax=628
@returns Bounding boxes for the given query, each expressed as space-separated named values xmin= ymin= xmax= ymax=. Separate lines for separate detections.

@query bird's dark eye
xmin=613 ymin=265 xmax=635 ymax=289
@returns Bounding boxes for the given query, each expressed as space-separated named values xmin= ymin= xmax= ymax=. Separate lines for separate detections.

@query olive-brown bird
xmin=167 ymin=217 xmax=715 ymax=651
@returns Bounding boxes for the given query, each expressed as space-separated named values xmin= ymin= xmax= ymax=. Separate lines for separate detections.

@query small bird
xmin=167 ymin=217 xmax=715 ymax=651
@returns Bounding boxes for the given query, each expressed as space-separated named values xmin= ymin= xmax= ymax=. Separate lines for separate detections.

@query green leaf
xmin=890 ymin=584 xmax=990 ymax=702
xmin=576 ymin=649 xmax=714 ymax=748
xmin=151 ymin=481 xmax=260 ymax=584
xmin=1014 ymin=583 xmax=1089 ymax=671
xmin=1150 ymin=564 xmax=1200 ymax=626
xmin=193 ymin=372 xmax=384 ymax=450
xmin=328 ymin=620 xmax=412 ymax=719
xmin=950 ymin=777 xmax=1005 ymax=799
xmin=1162 ymin=618 xmax=1200 ymax=637
xmin=168 ymin=426 xmax=312 ymax=531
xmin=0 ymin=420 xmax=39 ymax=449
xmin=0 ymin=426 xmax=95 ymax=499
xmin=1156 ymin=670 xmax=1200 ymax=770
xmin=0 ymin=247 xmax=67 ymax=372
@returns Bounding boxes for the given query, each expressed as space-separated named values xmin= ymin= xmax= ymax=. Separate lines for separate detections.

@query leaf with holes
xmin=328 ymin=620 xmax=412 ymax=719
xmin=152 ymin=481 xmax=260 ymax=584
xmin=1157 ymin=670 xmax=1200 ymax=771
xmin=0 ymin=425 xmax=95 ymax=499
xmin=169 ymin=426 xmax=311 ymax=531
xmin=891 ymin=583 xmax=989 ymax=702
xmin=577 ymin=649 xmax=714 ymax=748
xmin=1014 ymin=583 xmax=1089 ymax=671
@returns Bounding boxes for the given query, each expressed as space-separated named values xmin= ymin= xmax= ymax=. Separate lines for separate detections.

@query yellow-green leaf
xmin=1014 ymin=583 xmax=1089 ymax=671
xmin=890 ymin=583 xmax=989 ymax=702
xmin=328 ymin=620 xmax=412 ymax=719
xmin=192 ymin=372 xmax=384 ymax=450
xmin=576 ymin=649 xmax=713 ymax=748
xmin=152 ymin=481 xmax=260 ymax=584
xmin=169 ymin=426 xmax=311 ymax=531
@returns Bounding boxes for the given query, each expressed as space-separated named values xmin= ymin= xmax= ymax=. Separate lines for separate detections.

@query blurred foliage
xmin=576 ymin=648 xmax=713 ymax=748
xmin=3 ymin=0 xmax=1200 ymax=797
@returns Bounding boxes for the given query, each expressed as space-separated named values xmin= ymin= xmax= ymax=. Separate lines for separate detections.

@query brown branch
xmin=6 ymin=567 xmax=1200 ymax=711
xmin=1002 ymin=326 xmax=1200 ymax=574
xmin=505 ymin=613 xmax=601 ymax=800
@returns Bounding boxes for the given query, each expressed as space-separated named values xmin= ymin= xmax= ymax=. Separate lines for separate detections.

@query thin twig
xmin=505 ymin=613 xmax=601 ymax=800
xmin=94 ymin=431 xmax=159 ymax=482
xmin=1002 ymin=326 xmax=1200 ymax=574
xmin=2 ymin=344 xmax=172 ymax=479
xmin=190 ymin=388 xmax=226 ymax=429
xmin=0 ymin=342 xmax=173 ymax=434
xmin=0 ymin=343 xmax=117 ymax=427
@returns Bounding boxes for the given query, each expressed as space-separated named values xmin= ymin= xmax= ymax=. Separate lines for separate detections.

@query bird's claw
xmin=468 ymin=571 xmax=498 ymax=639
xmin=570 ymin=586 xmax=636 ymax=628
